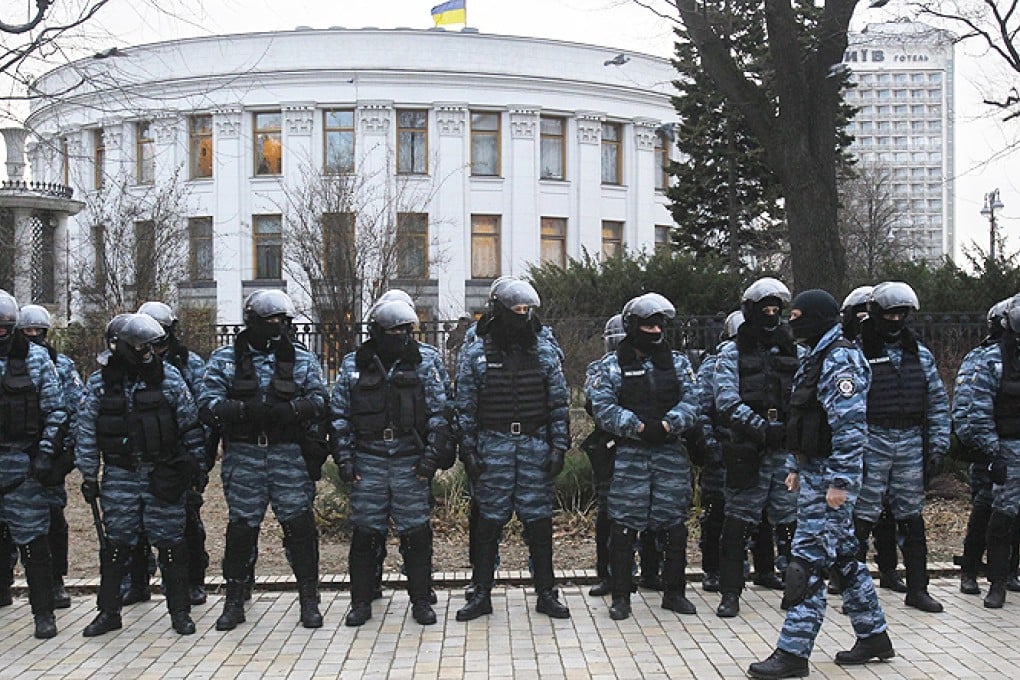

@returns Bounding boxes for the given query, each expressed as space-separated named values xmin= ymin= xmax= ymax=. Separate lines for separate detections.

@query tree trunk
xmin=782 ymin=169 xmax=846 ymax=292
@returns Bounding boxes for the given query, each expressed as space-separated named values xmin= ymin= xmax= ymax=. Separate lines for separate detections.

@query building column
xmin=212 ymin=108 xmax=243 ymax=323
xmin=433 ymin=103 xmax=469 ymax=317
xmin=356 ymin=100 xmax=395 ymax=317
xmin=282 ymin=103 xmax=317 ymax=314
xmin=631 ymin=118 xmax=660 ymax=250
xmin=507 ymin=107 xmax=540 ymax=275
xmin=574 ymin=111 xmax=605 ymax=258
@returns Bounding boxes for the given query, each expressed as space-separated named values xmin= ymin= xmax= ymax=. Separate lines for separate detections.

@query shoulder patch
xmin=834 ymin=373 xmax=857 ymax=398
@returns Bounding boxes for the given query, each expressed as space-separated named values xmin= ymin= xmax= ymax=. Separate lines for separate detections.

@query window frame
xmin=188 ymin=216 xmax=214 ymax=282
xmin=253 ymin=213 xmax=283 ymax=280
xmin=136 ymin=121 xmax=155 ymax=185
xmin=601 ymin=122 xmax=622 ymax=186
xmin=93 ymin=129 xmax=106 ymax=190
xmin=470 ymin=214 xmax=501 ymax=279
xmin=396 ymin=109 xmax=429 ymax=176
xmin=654 ymin=133 xmax=669 ymax=191
xmin=540 ymin=217 xmax=567 ymax=268
xmin=539 ymin=116 xmax=566 ymax=181
xmin=134 ymin=220 xmax=156 ymax=298
xmin=470 ymin=111 xmax=501 ymax=177
xmin=189 ymin=114 xmax=213 ymax=180
xmin=601 ymin=220 xmax=623 ymax=259
xmin=396 ymin=212 xmax=430 ymax=279
xmin=253 ymin=111 xmax=283 ymax=176
xmin=323 ymin=109 xmax=355 ymax=175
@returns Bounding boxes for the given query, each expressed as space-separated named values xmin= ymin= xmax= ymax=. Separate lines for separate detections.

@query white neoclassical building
xmin=24 ymin=27 xmax=677 ymax=323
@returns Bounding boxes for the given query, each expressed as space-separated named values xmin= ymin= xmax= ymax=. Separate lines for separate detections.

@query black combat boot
xmin=985 ymin=510 xmax=1013 ymax=609
xmin=1008 ymin=516 xmax=1020 ymax=591
xmin=401 ymin=525 xmax=437 ymax=625
xmin=84 ymin=543 xmax=130 ymax=637
xmin=282 ymin=512 xmax=323 ymax=629
xmin=216 ymin=521 xmax=258 ymax=630
xmin=456 ymin=517 xmax=501 ymax=621
xmin=158 ymin=541 xmax=195 ymax=635
xmin=960 ymin=503 xmax=992 ymax=594
xmin=661 ymin=524 xmax=696 ymax=615
xmin=121 ymin=540 xmax=152 ymax=605
xmin=589 ymin=504 xmax=611 ymax=596
xmin=747 ymin=649 xmax=809 ymax=679
xmin=528 ymin=518 xmax=570 ymax=619
xmin=834 ymin=630 xmax=895 ymax=665
xmin=49 ymin=508 xmax=71 ymax=609
xmin=899 ymin=516 xmax=942 ymax=613
xmin=717 ymin=517 xmax=748 ymax=618
xmin=699 ymin=496 xmax=725 ymax=593
xmin=873 ymin=508 xmax=904 ymax=592
xmin=608 ymin=522 xmax=636 ymax=620
xmin=751 ymin=521 xmax=784 ymax=590
xmin=638 ymin=529 xmax=663 ymax=590
xmin=0 ymin=523 xmax=14 ymax=607
xmin=20 ymin=537 xmax=57 ymax=639
xmin=345 ymin=528 xmax=379 ymax=627
xmin=185 ymin=492 xmax=209 ymax=605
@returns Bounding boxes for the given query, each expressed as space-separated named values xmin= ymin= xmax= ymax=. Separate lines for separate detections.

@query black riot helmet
xmin=0 ymin=292 xmax=18 ymax=355
xmin=138 ymin=300 xmax=178 ymax=350
xmin=16 ymin=304 xmax=51 ymax=344
xmin=105 ymin=313 xmax=133 ymax=348
xmin=867 ymin=281 xmax=919 ymax=341
xmin=621 ymin=292 xmax=675 ymax=353
xmin=988 ymin=298 xmax=1011 ymax=338
xmin=740 ymin=277 xmax=791 ymax=332
xmin=243 ymin=289 xmax=296 ymax=348
xmin=603 ymin=314 xmax=625 ymax=353
xmin=368 ymin=299 xmax=418 ymax=362
xmin=489 ymin=279 xmax=541 ymax=343
xmin=114 ymin=313 xmax=167 ymax=367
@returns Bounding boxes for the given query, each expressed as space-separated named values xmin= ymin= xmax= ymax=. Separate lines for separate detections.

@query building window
xmin=655 ymin=133 xmax=669 ymax=191
xmin=60 ymin=137 xmax=69 ymax=186
xmin=540 ymin=116 xmax=565 ymax=180
xmin=190 ymin=115 xmax=213 ymax=179
xmin=540 ymin=217 xmax=567 ymax=268
xmin=324 ymin=109 xmax=355 ymax=174
xmin=397 ymin=213 xmax=429 ymax=279
xmin=397 ymin=109 xmax=428 ymax=175
xmin=30 ymin=213 xmax=55 ymax=303
xmin=471 ymin=112 xmax=500 ymax=176
xmin=135 ymin=121 xmax=154 ymax=184
xmin=322 ymin=212 xmax=356 ymax=282
xmin=188 ymin=217 xmax=214 ymax=281
xmin=471 ymin=215 xmax=501 ymax=279
xmin=93 ymin=129 xmax=106 ymax=190
xmin=601 ymin=122 xmax=621 ymax=185
xmin=0 ymin=209 xmax=13 ymax=292
xmin=254 ymin=214 xmax=283 ymax=279
xmin=92 ymin=224 xmax=106 ymax=289
xmin=134 ymin=220 xmax=155 ymax=299
xmin=654 ymin=225 xmax=671 ymax=252
xmin=254 ymin=112 xmax=282 ymax=175
xmin=601 ymin=220 xmax=623 ymax=259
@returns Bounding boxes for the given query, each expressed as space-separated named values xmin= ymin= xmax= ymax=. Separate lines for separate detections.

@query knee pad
xmin=781 ymin=557 xmax=820 ymax=611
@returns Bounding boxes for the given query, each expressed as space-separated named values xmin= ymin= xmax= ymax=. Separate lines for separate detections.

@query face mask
xmin=788 ymin=315 xmax=831 ymax=348
xmin=873 ymin=315 xmax=906 ymax=341
xmin=116 ymin=339 xmax=154 ymax=368
xmin=630 ymin=328 xmax=663 ymax=354
xmin=377 ymin=331 xmax=411 ymax=361
xmin=0 ymin=325 xmax=14 ymax=355
xmin=248 ymin=317 xmax=284 ymax=348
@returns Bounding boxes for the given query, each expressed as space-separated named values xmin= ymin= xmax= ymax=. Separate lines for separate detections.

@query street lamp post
xmin=981 ymin=188 xmax=1005 ymax=261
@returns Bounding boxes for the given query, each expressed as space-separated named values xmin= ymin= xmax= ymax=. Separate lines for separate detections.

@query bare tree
xmin=74 ymin=165 xmax=190 ymax=316
xmin=914 ymin=0 xmax=1020 ymax=121
xmin=838 ymin=162 xmax=914 ymax=279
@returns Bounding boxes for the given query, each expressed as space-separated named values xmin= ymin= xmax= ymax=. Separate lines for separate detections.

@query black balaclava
xmin=115 ymin=338 xmax=155 ymax=376
xmin=376 ymin=325 xmax=412 ymax=365
xmin=750 ymin=295 xmax=783 ymax=333
xmin=247 ymin=315 xmax=285 ymax=350
xmin=493 ymin=301 xmax=536 ymax=347
xmin=0 ymin=324 xmax=16 ymax=356
xmin=841 ymin=303 xmax=867 ymax=340
xmin=629 ymin=313 xmax=666 ymax=354
xmin=788 ymin=289 xmax=839 ymax=348
xmin=871 ymin=306 xmax=910 ymax=342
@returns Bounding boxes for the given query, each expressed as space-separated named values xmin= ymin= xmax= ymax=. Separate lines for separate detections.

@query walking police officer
xmin=138 ymin=301 xmax=210 ymax=605
xmin=748 ymin=289 xmax=893 ymax=679
xmin=332 ymin=297 xmax=453 ymax=627
xmin=455 ymin=280 xmax=571 ymax=621
xmin=199 ymin=290 xmax=328 ymax=630
xmin=586 ymin=293 xmax=700 ymax=620
xmin=0 ymin=292 xmax=66 ymax=639
xmin=853 ymin=281 xmax=949 ymax=613
xmin=714 ymin=278 xmax=800 ymax=618
xmin=77 ymin=313 xmax=205 ymax=637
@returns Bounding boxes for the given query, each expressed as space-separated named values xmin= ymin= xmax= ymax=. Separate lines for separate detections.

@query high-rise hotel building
xmin=843 ymin=20 xmax=956 ymax=260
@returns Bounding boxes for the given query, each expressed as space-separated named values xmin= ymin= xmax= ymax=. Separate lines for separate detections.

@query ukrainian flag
xmin=431 ymin=0 xmax=466 ymax=27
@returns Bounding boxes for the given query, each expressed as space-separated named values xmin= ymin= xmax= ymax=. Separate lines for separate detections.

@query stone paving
xmin=1 ymin=576 xmax=1018 ymax=679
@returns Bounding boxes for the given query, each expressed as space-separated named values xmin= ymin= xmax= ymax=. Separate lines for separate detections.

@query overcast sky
xmin=6 ymin=0 xmax=1018 ymax=263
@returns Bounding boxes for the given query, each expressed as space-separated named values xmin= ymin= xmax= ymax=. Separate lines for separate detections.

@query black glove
xmin=544 ymin=449 xmax=566 ymax=478
xmin=990 ymin=457 xmax=1008 ymax=486
xmin=212 ymin=399 xmax=246 ymax=423
xmin=30 ymin=451 xmax=54 ymax=483
xmin=291 ymin=398 xmax=317 ymax=421
xmin=337 ymin=458 xmax=358 ymax=483
xmin=268 ymin=401 xmax=298 ymax=426
xmin=765 ymin=422 xmax=786 ymax=450
xmin=639 ymin=420 xmax=668 ymax=446
xmin=414 ymin=455 xmax=439 ymax=481
xmin=81 ymin=479 xmax=100 ymax=504
xmin=462 ymin=447 xmax=486 ymax=481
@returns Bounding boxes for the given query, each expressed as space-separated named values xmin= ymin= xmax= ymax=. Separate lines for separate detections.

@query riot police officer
xmin=138 ymin=301 xmax=210 ymax=605
xmin=748 ymin=289 xmax=892 ymax=679
xmin=714 ymin=278 xmax=800 ymax=618
xmin=455 ymin=280 xmax=571 ymax=621
xmin=332 ymin=298 xmax=453 ymax=627
xmin=965 ymin=293 xmax=1020 ymax=608
xmin=77 ymin=313 xmax=205 ymax=637
xmin=0 ymin=292 xmax=66 ymax=639
xmin=199 ymin=290 xmax=328 ymax=630
xmin=581 ymin=314 xmax=625 ymax=597
xmin=15 ymin=305 xmax=83 ymax=610
xmin=585 ymin=293 xmax=700 ymax=620
xmin=853 ymin=282 xmax=949 ymax=613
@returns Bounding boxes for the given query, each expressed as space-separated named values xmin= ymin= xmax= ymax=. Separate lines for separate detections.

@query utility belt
xmin=102 ymin=449 xmax=140 ymax=472
xmin=355 ymin=446 xmax=422 ymax=460
xmin=479 ymin=418 xmax=547 ymax=436
xmin=867 ymin=416 xmax=923 ymax=430
xmin=225 ymin=430 xmax=300 ymax=447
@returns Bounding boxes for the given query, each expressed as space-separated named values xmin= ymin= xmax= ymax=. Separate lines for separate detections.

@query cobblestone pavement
xmin=0 ymin=576 xmax=1018 ymax=679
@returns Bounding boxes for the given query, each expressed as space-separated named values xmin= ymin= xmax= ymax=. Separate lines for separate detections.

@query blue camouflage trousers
xmin=474 ymin=430 xmax=553 ymax=525
xmin=991 ymin=439 xmax=1020 ymax=516
xmin=698 ymin=449 xmax=726 ymax=503
xmin=971 ymin=463 xmax=995 ymax=508
xmin=778 ymin=461 xmax=888 ymax=659
xmin=222 ymin=442 xmax=314 ymax=527
xmin=608 ymin=441 xmax=691 ymax=531
xmin=856 ymin=425 xmax=925 ymax=523
xmin=0 ymin=449 xmax=50 ymax=545
xmin=350 ymin=450 xmax=430 ymax=534
xmin=723 ymin=449 xmax=797 ymax=525
xmin=101 ymin=464 xmax=186 ymax=546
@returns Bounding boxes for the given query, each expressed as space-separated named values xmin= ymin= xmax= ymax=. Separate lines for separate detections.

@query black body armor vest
xmin=226 ymin=335 xmax=301 ymax=443
xmin=995 ymin=336 xmax=1020 ymax=438
xmin=97 ymin=373 xmax=177 ymax=469
xmin=786 ymin=338 xmax=855 ymax=459
xmin=735 ymin=327 xmax=799 ymax=421
xmin=617 ymin=347 xmax=680 ymax=425
xmin=0 ymin=337 xmax=42 ymax=442
xmin=863 ymin=332 xmax=926 ymax=427
xmin=351 ymin=353 xmax=427 ymax=443
xmin=477 ymin=340 xmax=548 ymax=433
